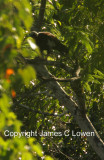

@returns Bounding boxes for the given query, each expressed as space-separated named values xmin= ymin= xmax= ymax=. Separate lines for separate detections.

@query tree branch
xmin=35 ymin=0 xmax=47 ymax=31
xmin=53 ymin=143 xmax=75 ymax=160
xmin=26 ymin=57 xmax=73 ymax=73
xmin=13 ymin=100 xmax=68 ymax=117
xmin=25 ymin=58 xmax=104 ymax=160
xmin=41 ymin=76 xmax=80 ymax=82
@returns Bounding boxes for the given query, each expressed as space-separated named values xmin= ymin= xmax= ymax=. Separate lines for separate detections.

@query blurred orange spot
xmin=6 ymin=69 xmax=14 ymax=76
xmin=6 ymin=68 xmax=14 ymax=79
xmin=11 ymin=90 xmax=16 ymax=98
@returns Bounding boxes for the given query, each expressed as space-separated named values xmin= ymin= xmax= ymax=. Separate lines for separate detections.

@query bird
xmin=28 ymin=31 xmax=68 ymax=55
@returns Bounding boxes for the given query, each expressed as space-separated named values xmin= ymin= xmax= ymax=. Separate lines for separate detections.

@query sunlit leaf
xmin=22 ymin=152 xmax=33 ymax=160
xmin=45 ymin=156 xmax=54 ymax=160
xmin=94 ymin=69 xmax=104 ymax=79
xmin=18 ymin=65 xmax=36 ymax=87
xmin=78 ymin=31 xmax=93 ymax=53
xmin=0 ymin=94 xmax=10 ymax=114
xmin=83 ymin=82 xmax=91 ymax=92
xmin=32 ymin=143 xmax=43 ymax=157
xmin=27 ymin=38 xmax=38 ymax=50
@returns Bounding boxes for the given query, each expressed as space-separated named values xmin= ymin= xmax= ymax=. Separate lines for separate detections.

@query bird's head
xmin=28 ymin=31 xmax=38 ymax=39
xmin=24 ymin=31 xmax=38 ymax=40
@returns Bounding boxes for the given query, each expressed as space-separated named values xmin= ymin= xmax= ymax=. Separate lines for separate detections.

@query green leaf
xmin=92 ymin=79 xmax=101 ymax=84
xmin=32 ymin=143 xmax=43 ymax=157
xmin=45 ymin=156 xmax=54 ymax=160
xmin=83 ymin=82 xmax=91 ymax=92
xmin=13 ymin=0 xmax=33 ymax=30
xmin=18 ymin=65 xmax=36 ymax=87
xmin=86 ymin=74 xmax=94 ymax=82
xmin=78 ymin=31 xmax=93 ymax=53
xmin=0 ymin=113 xmax=6 ymax=130
xmin=94 ymin=69 xmax=104 ymax=79
xmin=0 ymin=94 xmax=10 ymax=114
xmin=22 ymin=152 xmax=33 ymax=160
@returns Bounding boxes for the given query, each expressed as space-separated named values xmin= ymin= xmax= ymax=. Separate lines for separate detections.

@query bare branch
xmin=53 ymin=143 xmax=75 ymax=160
xmin=41 ymin=76 xmax=81 ymax=82
xmin=13 ymin=100 xmax=68 ymax=117
xmin=26 ymin=57 xmax=73 ymax=73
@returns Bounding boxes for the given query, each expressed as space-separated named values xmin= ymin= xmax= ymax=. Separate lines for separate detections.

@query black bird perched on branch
xmin=28 ymin=31 xmax=68 ymax=54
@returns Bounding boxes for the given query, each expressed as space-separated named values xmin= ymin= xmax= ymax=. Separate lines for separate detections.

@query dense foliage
xmin=0 ymin=0 xmax=104 ymax=160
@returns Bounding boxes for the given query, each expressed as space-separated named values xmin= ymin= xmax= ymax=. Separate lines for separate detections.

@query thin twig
xmin=53 ymin=143 xmax=75 ymax=160
xmin=26 ymin=57 xmax=73 ymax=73
xmin=41 ymin=76 xmax=81 ymax=82
xmin=13 ymin=101 xmax=69 ymax=117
